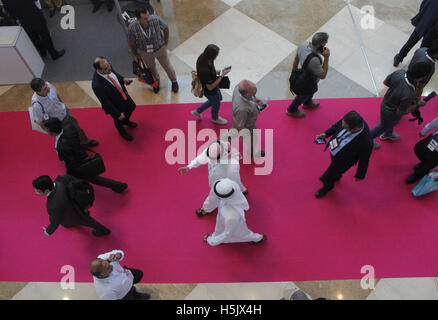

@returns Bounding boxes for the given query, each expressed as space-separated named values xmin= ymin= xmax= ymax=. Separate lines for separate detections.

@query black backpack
xmin=289 ymin=52 xmax=321 ymax=96
xmin=59 ymin=174 xmax=95 ymax=210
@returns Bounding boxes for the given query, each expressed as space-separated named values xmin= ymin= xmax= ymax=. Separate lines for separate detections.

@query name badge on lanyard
xmin=146 ymin=43 xmax=154 ymax=53
xmin=329 ymin=138 xmax=339 ymax=151
xmin=427 ymin=139 xmax=438 ymax=151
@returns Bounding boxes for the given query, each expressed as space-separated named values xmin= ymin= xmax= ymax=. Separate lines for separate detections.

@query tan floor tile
xmin=134 ymin=283 xmax=197 ymax=300
xmin=235 ymin=0 xmax=346 ymax=45
xmin=0 ymin=282 xmax=28 ymax=300
xmin=154 ymin=0 xmax=230 ymax=51
xmin=294 ymin=279 xmax=380 ymax=300
xmin=0 ymin=85 xmax=13 ymax=96
xmin=351 ymin=0 xmax=421 ymax=34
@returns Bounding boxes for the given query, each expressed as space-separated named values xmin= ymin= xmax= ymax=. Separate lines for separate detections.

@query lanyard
xmin=140 ymin=22 xmax=152 ymax=39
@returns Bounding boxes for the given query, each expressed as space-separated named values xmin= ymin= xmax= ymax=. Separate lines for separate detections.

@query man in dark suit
xmin=314 ymin=111 xmax=373 ymax=198
xmin=2 ymin=0 xmax=65 ymax=60
xmin=32 ymin=175 xmax=110 ymax=236
xmin=43 ymin=117 xmax=128 ymax=193
xmin=92 ymin=57 xmax=137 ymax=141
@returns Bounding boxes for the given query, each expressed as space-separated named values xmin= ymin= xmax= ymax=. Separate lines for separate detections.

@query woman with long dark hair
xmin=191 ymin=44 xmax=230 ymax=125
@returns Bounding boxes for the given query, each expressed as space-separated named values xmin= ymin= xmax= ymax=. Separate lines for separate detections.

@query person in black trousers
xmin=314 ymin=111 xmax=373 ymax=198
xmin=393 ymin=0 xmax=438 ymax=67
xmin=32 ymin=175 xmax=110 ymax=236
xmin=2 ymin=0 xmax=65 ymax=60
xmin=43 ymin=117 xmax=129 ymax=193
xmin=92 ymin=57 xmax=137 ymax=141
xmin=406 ymin=117 xmax=438 ymax=184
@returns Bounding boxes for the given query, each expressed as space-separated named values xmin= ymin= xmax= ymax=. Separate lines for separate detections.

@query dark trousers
xmin=75 ymin=211 xmax=108 ymax=232
xmin=23 ymin=23 xmax=58 ymax=58
xmin=121 ymin=267 xmax=144 ymax=300
xmin=398 ymin=30 xmax=422 ymax=61
xmin=287 ymin=94 xmax=314 ymax=113
xmin=88 ymin=175 xmax=124 ymax=190
xmin=370 ymin=112 xmax=401 ymax=139
xmin=113 ymin=101 xmax=135 ymax=136
xmin=412 ymin=137 xmax=438 ymax=178
xmin=422 ymin=22 xmax=438 ymax=48
xmin=320 ymin=159 xmax=344 ymax=190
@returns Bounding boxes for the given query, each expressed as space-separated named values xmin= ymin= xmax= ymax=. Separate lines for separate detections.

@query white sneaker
xmin=380 ymin=133 xmax=400 ymax=141
xmin=212 ymin=117 xmax=228 ymax=125
xmin=191 ymin=110 xmax=202 ymax=120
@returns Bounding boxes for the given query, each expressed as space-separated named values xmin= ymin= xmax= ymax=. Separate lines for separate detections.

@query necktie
xmin=108 ymin=75 xmax=127 ymax=100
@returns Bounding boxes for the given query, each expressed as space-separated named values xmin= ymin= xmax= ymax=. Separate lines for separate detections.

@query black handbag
xmin=72 ymin=146 xmax=106 ymax=180
xmin=218 ymin=76 xmax=230 ymax=89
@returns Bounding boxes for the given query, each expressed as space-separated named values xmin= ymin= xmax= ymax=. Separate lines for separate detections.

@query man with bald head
xmin=91 ymin=57 xmax=137 ymax=141
xmin=90 ymin=250 xmax=150 ymax=300
xmin=229 ymin=80 xmax=266 ymax=158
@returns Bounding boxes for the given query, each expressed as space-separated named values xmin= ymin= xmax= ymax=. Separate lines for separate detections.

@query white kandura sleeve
xmin=97 ymin=250 xmax=125 ymax=261
xmin=187 ymin=148 xmax=209 ymax=169
xmin=421 ymin=117 xmax=438 ymax=136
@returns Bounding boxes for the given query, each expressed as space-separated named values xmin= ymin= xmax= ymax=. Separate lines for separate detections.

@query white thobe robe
xmin=203 ymin=180 xmax=262 ymax=246
xmin=187 ymin=147 xmax=246 ymax=192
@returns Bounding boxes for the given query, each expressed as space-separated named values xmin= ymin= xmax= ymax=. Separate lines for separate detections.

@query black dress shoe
xmin=92 ymin=228 xmax=110 ymax=236
xmin=315 ymin=187 xmax=330 ymax=198
xmin=393 ymin=53 xmax=402 ymax=67
xmin=52 ymin=49 xmax=66 ymax=60
xmin=83 ymin=140 xmax=99 ymax=147
xmin=171 ymin=81 xmax=179 ymax=93
xmin=135 ymin=292 xmax=151 ymax=300
xmin=153 ymin=85 xmax=160 ymax=94
xmin=120 ymin=132 xmax=134 ymax=141
xmin=126 ymin=121 xmax=137 ymax=128
xmin=405 ymin=174 xmax=422 ymax=184
xmin=112 ymin=183 xmax=128 ymax=193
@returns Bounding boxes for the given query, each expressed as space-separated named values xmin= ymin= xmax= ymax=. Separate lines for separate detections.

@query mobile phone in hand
xmin=258 ymin=104 xmax=268 ymax=111
xmin=222 ymin=66 xmax=232 ymax=73
xmin=315 ymin=138 xmax=326 ymax=144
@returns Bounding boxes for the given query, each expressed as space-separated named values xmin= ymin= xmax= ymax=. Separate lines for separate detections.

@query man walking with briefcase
xmin=43 ymin=118 xmax=128 ymax=193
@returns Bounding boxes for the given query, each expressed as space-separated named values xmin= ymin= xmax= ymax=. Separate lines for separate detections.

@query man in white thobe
xmin=203 ymin=178 xmax=266 ymax=246
xmin=178 ymin=140 xmax=247 ymax=216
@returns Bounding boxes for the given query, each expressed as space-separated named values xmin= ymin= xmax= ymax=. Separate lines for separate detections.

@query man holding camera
xmin=286 ymin=32 xmax=330 ymax=118
xmin=314 ymin=111 xmax=373 ymax=198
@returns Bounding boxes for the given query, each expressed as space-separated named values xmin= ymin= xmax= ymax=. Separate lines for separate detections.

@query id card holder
xmin=427 ymin=139 xmax=438 ymax=151
xmin=329 ymin=138 xmax=339 ymax=151
xmin=146 ymin=43 xmax=154 ymax=53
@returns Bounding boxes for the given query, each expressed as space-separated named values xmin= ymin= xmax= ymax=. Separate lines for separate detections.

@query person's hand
xmin=255 ymin=98 xmax=263 ymax=105
xmin=315 ymin=133 xmax=327 ymax=140
xmin=355 ymin=177 xmax=363 ymax=182
xmin=108 ymin=253 xmax=121 ymax=261
xmin=118 ymin=113 xmax=126 ymax=121
xmin=322 ymin=47 xmax=330 ymax=58
xmin=216 ymin=70 xmax=221 ymax=75
xmin=178 ymin=167 xmax=190 ymax=174
xmin=417 ymin=99 xmax=427 ymax=107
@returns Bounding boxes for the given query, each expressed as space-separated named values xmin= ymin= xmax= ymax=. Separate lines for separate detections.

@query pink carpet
xmin=1 ymin=97 xmax=437 ymax=283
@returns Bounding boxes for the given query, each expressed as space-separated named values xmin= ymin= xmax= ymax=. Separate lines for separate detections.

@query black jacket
xmin=56 ymin=123 xmax=88 ymax=171
xmin=2 ymin=0 xmax=46 ymax=28
xmin=324 ymin=120 xmax=373 ymax=180
xmin=91 ymin=70 xmax=136 ymax=119
xmin=45 ymin=176 xmax=86 ymax=235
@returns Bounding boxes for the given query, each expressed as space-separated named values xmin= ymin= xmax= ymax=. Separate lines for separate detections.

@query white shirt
xmin=98 ymin=72 xmax=123 ymax=89
xmin=93 ymin=250 xmax=134 ymax=300
xmin=31 ymin=82 xmax=67 ymax=123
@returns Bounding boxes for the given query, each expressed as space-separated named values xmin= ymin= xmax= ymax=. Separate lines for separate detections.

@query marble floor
xmin=1 ymin=0 xmax=438 ymax=300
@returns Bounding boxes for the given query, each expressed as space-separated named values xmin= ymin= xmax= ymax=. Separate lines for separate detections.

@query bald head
xmin=238 ymin=80 xmax=257 ymax=99
xmin=93 ymin=57 xmax=111 ymax=75
xmin=90 ymin=258 xmax=112 ymax=278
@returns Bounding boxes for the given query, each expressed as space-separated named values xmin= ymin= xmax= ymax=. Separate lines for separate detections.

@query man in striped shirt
xmin=128 ymin=6 xmax=178 ymax=94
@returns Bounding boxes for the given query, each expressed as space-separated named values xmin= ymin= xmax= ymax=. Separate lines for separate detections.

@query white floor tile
xmin=172 ymin=8 xmax=296 ymax=95
xmin=12 ymin=282 xmax=100 ymax=300
xmin=221 ymin=0 xmax=242 ymax=7
xmin=367 ymin=278 xmax=438 ymax=300
xmin=185 ymin=282 xmax=293 ymax=300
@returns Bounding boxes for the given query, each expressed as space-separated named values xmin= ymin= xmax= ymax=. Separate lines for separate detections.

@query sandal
xmin=195 ymin=208 xmax=210 ymax=217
